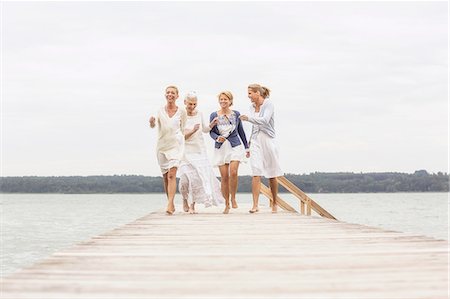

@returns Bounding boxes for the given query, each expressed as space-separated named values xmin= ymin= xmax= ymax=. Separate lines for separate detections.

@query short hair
xmin=165 ymin=85 xmax=179 ymax=95
xmin=217 ymin=91 xmax=234 ymax=106
xmin=185 ymin=91 xmax=198 ymax=101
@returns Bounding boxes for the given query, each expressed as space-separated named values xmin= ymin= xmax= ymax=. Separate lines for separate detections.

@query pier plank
xmin=2 ymin=204 xmax=448 ymax=299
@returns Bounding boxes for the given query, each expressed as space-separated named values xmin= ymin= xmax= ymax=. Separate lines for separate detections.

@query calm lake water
xmin=1 ymin=192 xmax=448 ymax=277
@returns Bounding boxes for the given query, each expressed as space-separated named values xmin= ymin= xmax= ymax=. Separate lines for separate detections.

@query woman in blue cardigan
xmin=210 ymin=91 xmax=249 ymax=214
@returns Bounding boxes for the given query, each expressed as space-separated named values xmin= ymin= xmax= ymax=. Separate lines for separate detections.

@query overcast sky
xmin=2 ymin=1 xmax=448 ymax=177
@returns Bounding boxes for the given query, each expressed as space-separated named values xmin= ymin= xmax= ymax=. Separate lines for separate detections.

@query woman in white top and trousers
xmin=178 ymin=92 xmax=224 ymax=214
xmin=149 ymin=85 xmax=187 ymax=215
xmin=240 ymin=84 xmax=283 ymax=213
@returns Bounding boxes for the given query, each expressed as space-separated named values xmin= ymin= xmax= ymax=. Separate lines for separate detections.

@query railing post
xmin=276 ymin=176 xmax=336 ymax=220
xmin=306 ymin=197 xmax=312 ymax=216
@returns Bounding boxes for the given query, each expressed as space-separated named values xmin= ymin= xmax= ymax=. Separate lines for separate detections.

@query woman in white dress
xmin=210 ymin=91 xmax=250 ymax=214
xmin=240 ymin=84 xmax=283 ymax=213
xmin=178 ymin=92 xmax=225 ymax=214
xmin=149 ymin=85 xmax=187 ymax=215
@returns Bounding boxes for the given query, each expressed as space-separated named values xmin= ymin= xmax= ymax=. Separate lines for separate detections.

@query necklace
xmin=218 ymin=108 xmax=232 ymax=116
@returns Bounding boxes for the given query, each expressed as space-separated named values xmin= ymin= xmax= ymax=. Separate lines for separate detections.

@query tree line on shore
xmin=0 ymin=170 xmax=448 ymax=193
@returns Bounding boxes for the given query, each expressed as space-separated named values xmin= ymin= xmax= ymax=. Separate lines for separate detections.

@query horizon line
xmin=1 ymin=170 xmax=448 ymax=178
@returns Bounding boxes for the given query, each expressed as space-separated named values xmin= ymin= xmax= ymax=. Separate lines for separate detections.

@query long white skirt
xmin=250 ymin=132 xmax=283 ymax=178
xmin=212 ymin=140 xmax=246 ymax=167
xmin=178 ymin=152 xmax=224 ymax=207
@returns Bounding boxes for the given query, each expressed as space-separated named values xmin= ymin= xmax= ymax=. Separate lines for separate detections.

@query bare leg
xmin=269 ymin=177 xmax=279 ymax=213
xmin=249 ymin=176 xmax=261 ymax=213
xmin=179 ymin=174 xmax=190 ymax=212
xmin=182 ymin=198 xmax=189 ymax=212
xmin=219 ymin=164 xmax=230 ymax=214
xmin=229 ymin=161 xmax=240 ymax=209
xmin=166 ymin=167 xmax=178 ymax=214
xmin=163 ymin=173 xmax=169 ymax=198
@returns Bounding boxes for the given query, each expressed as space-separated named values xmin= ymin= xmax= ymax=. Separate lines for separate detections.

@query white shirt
xmin=184 ymin=111 xmax=211 ymax=154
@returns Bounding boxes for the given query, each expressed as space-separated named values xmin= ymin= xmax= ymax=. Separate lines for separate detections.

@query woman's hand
xmin=210 ymin=117 xmax=219 ymax=128
xmin=239 ymin=115 xmax=248 ymax=121
xmin=149 ymin=116 xmax=156 ymax=128
xmin=192 ymin=124 xmax=200 ymax=133
xmin=185 ymin=124 xmax=200 ymax=140
xmin=246 ymin=150 xmax=250 ymax=158
xmin=216 ymin=136 xmax=226 ymax=143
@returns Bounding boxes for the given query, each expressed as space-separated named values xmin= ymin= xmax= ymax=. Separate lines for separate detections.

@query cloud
xmin=2 ymin=1 xmax=448 ymax=176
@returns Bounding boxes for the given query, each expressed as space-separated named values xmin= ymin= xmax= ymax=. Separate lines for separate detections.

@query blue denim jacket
xmin=209 ymin=110 xmax=249 ymax=149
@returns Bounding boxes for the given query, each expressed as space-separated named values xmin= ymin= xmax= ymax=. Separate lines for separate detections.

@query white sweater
xmin=155 ymin=106 xmax=187 ymax=160
xmin=248 ymin=98 xmax=276 ymax=139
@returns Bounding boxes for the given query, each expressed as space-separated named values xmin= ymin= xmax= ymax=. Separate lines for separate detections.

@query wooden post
xmin=306 ymin=197 xmax=312 ymax=216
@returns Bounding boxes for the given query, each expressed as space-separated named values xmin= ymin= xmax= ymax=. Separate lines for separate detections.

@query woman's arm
xmin=209 ymin=112 xmax=220 ymax=140
xmin=235 ymin=112 xmax=249 ymax=149
xmin=184 ymin=125 xmax=200 ymax=140
xmin=201 ymin=112 xmax=214 ymax=133
xmin=246 ymin=101 xmax=274 ymax=126
xmin=180 ymin=109 xmax=187 ymax=132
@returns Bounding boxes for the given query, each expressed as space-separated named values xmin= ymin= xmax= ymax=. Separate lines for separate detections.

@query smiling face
xmin=165 ymin=87 xmax=179 ymax=104
xmin=219 ymin=94 xmax=232 ymax=109
xmin=248 ymin=88 xmax=260 ymax=103
xmin=184 ymin=98 xmax=197 ymax=114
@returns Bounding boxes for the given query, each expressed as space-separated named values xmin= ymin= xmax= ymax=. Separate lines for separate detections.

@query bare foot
xmin=271 ymin=206 xmax=278 ymax=213
xmin=223 ymin=205 xmax=230 ymax=214
xmin=231 ymin=199 xmax=238 ymax=209
xmin=166 ymin=203 xmax=175 ymax=215
xmin=183 ymin=199 xmax=189 ymax=212
xmin=249 ymin=207 xmax=259 ymax=213
xmin=189 ymin=203 xmax=196 ymax=214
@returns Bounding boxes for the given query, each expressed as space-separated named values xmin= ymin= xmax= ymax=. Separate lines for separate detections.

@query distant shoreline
xmin=1 ymin=171 xmax=448 ymax=193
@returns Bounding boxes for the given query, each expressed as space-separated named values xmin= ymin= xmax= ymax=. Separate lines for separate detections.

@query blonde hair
xmin=217 ymin=91 xmax=234 ymax=106
xmin=165 ymin=85 xmax=179 ymax=95
xmin=248 ymin=84 xmax=270 ymax=98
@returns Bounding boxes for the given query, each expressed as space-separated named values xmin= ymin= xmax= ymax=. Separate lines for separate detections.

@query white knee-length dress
xmin=247 ymin=99 xmax=283 ymax=178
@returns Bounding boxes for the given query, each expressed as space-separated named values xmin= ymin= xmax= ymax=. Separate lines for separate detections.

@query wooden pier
xmin=1 ymin=204 xmax=448 ymax=299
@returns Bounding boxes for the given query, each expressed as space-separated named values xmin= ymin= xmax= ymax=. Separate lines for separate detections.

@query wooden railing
xmin=260 ymin=176 xmax=336 ymax=220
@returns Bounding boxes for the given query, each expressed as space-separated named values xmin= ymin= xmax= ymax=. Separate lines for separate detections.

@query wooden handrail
xmin=277 ymin=176 xmax=336 ymax=220
xmin=260 ymin=183 xmax=297 ymax=212
xmin=257 ymin=176 xmax=336 ymax=220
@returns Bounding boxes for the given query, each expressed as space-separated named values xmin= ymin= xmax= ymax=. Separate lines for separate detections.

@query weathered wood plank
xmin=2 ymin=204 xmax=448 ymax=299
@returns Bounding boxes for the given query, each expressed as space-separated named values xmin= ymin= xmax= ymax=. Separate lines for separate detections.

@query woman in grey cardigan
xmin=240 ymin=84 xmax=283 ymax=213
xmin=210 ymin=91 xmax=250 ymax=214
